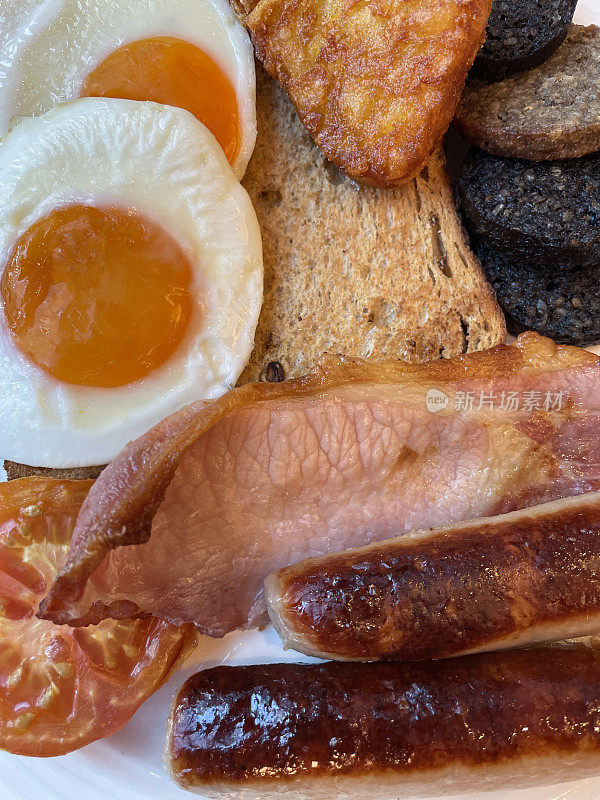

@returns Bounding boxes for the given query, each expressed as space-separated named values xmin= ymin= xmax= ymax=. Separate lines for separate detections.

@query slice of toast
xmin=456 ymin=25 xmax=600 ymax=161
xmin=239 ymin=66 xmax=506 ymax=384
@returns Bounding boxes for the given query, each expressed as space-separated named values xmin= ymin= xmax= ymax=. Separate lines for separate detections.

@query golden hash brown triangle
xmin=245 ymin=0 xmax=491 ymax=186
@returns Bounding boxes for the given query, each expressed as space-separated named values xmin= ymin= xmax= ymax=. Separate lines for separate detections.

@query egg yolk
xmin=80 ymin=37 xmax=240 ymax=167
xmin=1 ymin=204 xmax=194 ymax=388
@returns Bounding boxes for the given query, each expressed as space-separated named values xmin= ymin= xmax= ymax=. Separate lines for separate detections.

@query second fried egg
xmin=0 ymin=0 xmax=256 ymax=177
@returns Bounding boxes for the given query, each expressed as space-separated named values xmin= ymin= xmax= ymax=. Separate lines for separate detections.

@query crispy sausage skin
xmin=265 ymin=492 xmax=600 ymax=661
xmin=166 ymin=649 xmax=600 ymax=799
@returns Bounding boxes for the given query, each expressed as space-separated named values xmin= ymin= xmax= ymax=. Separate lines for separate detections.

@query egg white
xmin=0 ymin=0 xmax=256 ymax=178
xmin=0 ymin=98 xmax=263 ymax=467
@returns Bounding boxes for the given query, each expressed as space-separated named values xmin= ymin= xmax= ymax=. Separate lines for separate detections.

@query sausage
xmin=264 ymin=492 xmax=600 ymax=661
xmin=166 ymin=647 xmax=600 ymax=799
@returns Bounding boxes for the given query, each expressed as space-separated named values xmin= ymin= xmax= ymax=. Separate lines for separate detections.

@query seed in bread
xmin=472 ymin=0 xmax=577 ymax=81
xmin=239 ymin=67 xmax=505 ymax=384
xmin=458 ymin=148 xmax=600 ymax=267
xmin=244 ymin=0 xmax=492 ymax=187
xmin=457 ymin=25 xmax=600 ymax=160
xmin=474 ymin=240 xmax=600 ymax=347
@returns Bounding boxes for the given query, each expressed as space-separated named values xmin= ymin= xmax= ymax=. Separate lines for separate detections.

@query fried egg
xmin=0 ymin=0 xmax=256 ymax=177
xmin=0 ymin=98 xmax=263 ymax=467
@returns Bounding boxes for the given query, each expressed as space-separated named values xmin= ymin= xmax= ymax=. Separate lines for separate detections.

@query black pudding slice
xmin=459 ymin=149 xmax=600 ymax=268
xmin=473 ymin=0 xmax=578 ymax=81
xmin=475 ymin=240 xmax=600 ymax=347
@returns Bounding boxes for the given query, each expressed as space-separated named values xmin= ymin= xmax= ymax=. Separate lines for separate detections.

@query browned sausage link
xmin=167 ymin=649 xmax=600 ymax=793
xmin=264 ymin=493 xmax=600 ymax=661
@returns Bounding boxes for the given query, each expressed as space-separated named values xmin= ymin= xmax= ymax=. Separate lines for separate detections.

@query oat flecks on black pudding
xmin=457 ymin=25 xmax=600 ymax=161
xmin=458 ymin=149 xmax=600 ymax=267
xmin=472 ymin=0 xmax=577 ymax=81
xmin=474 ymin=240 xmax=600 ymax=347
xmin=3 ymin=460 xmax=106 ymax=482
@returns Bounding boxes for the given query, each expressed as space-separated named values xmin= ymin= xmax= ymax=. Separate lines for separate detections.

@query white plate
xmin=1 ymin=2 xmax=600 ymax=797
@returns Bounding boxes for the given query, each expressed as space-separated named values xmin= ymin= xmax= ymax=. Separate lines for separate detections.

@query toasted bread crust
xmin=456 ymin=26 xmax=600 ymax=161
xmin=239 ymin=68 xmax=505 ymax=383
xmin=245 ymin=0 xmax=491 ymax=186
xmin=3 ymin=461 xmax=105 ymax=482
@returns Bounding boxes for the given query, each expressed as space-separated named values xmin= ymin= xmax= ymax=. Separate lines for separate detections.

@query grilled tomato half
xmin=0 ymin=477 xmax=196 ymax=757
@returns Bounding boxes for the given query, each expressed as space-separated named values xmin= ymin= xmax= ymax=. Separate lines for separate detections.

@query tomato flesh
xmin=0 ymin=478 xmax=196 ymax=756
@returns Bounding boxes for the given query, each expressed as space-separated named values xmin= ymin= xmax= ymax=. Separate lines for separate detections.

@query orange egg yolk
xmin=0 ymin=204 xmax=194 ymax=388
xmin=80 ymin=37 xmax=241 ymax=167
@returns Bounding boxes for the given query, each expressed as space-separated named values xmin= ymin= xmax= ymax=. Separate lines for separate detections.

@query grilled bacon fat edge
xmin=166 ymin=649 xmax=600 ymax=799
xmin=265 ymin=492 xmax=600 ymax=661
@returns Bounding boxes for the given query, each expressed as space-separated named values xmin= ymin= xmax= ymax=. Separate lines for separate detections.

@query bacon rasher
xmin=41 ymin=334 xmax=600 ymax=635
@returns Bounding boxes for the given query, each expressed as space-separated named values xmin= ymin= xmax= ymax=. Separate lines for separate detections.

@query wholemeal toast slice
xmin=456 ymin=25 xmax=600 ymax=161
xmin=239 ymin=67 xmax=505 ymax=384
xmin=242 ymin=0 xmax=491 ymax=187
